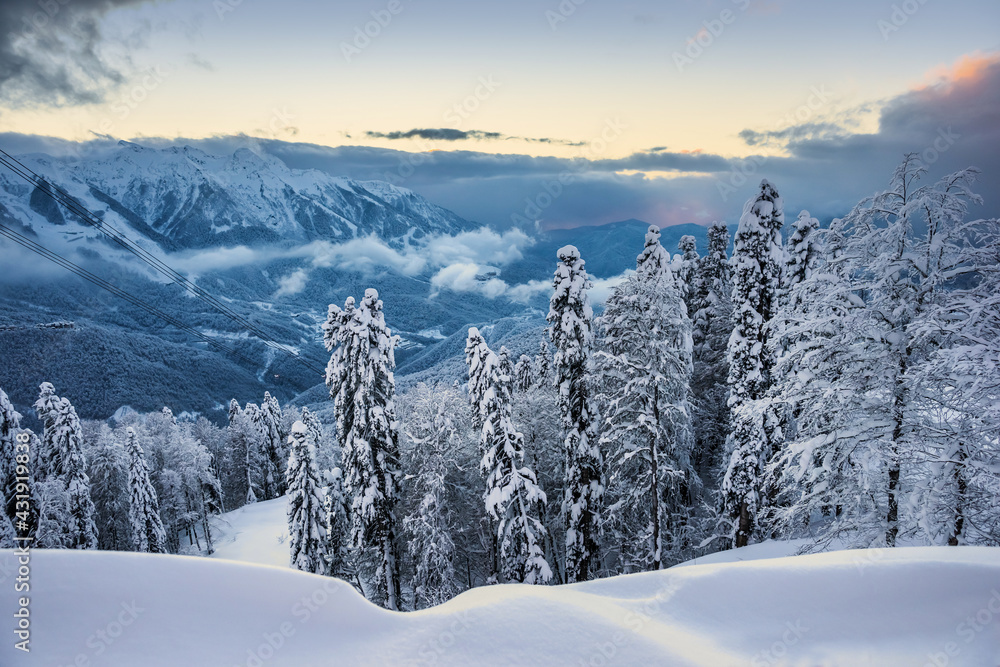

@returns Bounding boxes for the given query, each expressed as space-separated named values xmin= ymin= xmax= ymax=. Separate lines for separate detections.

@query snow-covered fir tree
xmin=785 ymin=211 xmax=821 ymax=288
xmin=465 ymin=328 xmax=493 ymax=437
xmin=85 ymin=424 xmax=131 ymax=551
xmin=324 ymin=289 xmax=403 ymax=609
xmin=776 ymin=211 xmax=825 ymax=367
xmin=514 ymin=355 xmax=534 ymax=394
xmin=192 ymin=416 xmax=229 ymax=519
xmin=0 ymin=387 xmax=22 ymax=530
xmin=33 ymin=382 xmax=62 ymax=480
xmin=535 ymin=339 xmax=553 ymax=384
xmin=466 ymin=329 xmax=552 ymax=584
xmin=260 ymin=392 xmax=287 ymax=500
xmin=402 ymin=394 xmax=462 ymax=608
xmin=676 ymin=234 xmax=701 ymax=317
xmin=399 ymin=382 xmax=486 ymax=593
xmin=246 ymin=402 xmax=275 ymax=500
xmin=690 ymin=222 xmax=733 ymax=486
xmin=0 ymin=506 xmax=13 ymax=548
xmin=286 ymin=421 xmax=328 ymax=574
xmin=300 ymin=407 xmax=324 ymax=458
xmin=510 ymin=368 xmax=565 ymax=581
xmin=187 ymin=432 xmax=223 ymax=555
xmin=33 ymin=384 xmax=98 ymax=549
xmin=229 ymin=401 xmax=261 ymax=505
xmin=498 ymin=346 xmax=515 ymax=396
xmin=547 ymin=245 xmax=603 ymax=583
xmin=597 ymin=226 xmax=697 ymax=570
xmin=228 ymin=398 xmax=240 ymax=427
xmin=464 ymin=327 xmax=501 ymax=579
xmin=323 ymin=467 xmax=349 ymax=578
xmin=722 ymin=180 xmax=786 ymax=548
xmin=125 ymin=426 xmax=167 ymax=554
xmin=0 ymin=388 xmax=18 ymax=548
xmin=33 ymin=475 xmax=69 ymax=548
xmin=771 ymin=159 xmax=1000 ymax=548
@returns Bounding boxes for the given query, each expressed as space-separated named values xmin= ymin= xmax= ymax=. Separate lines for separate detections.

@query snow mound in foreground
xmin=1 ymin=547 xmax=998 ymax=666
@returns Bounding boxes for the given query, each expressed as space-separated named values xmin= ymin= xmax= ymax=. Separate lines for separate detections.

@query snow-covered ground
xmin=2 ymin=546 xmax=999 ymax=666
xmin=3 ymin=499 xmax=997 ymax=666
xmin=208 ymin=497 xmax=291 ymax=568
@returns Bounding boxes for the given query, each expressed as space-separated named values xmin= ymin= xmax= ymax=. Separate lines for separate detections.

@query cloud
xmin=505 ymin=279 xmax=550 ymax=304
xmin=171 ymin=246 xmax=268 ymax=274
xmin=185 ymin=52 xmax=214 ymax=72
xmin=305 ymin=237 xmax=426 ymax=276
xmin=362 ymin=128 xmax=584 ymax=146
xmin=364 ymin=129 xmax=503 ymax=142
xmin=739 ymin=122 xmax=850 ymax=147
xmin=6 ymin=50 xmax=999 ymax=232
xmin=0 ymin=0 xmax=151 ymax=107
xmin=424 ymin=228 xmax=533 ymax=266
xmin=484 ymin=269 xmax=634 ymax=305
xmin=589 ymin=271 xmax=635 ymax=305
xmin=161 ymin=227 xmax=539 ymax=302
xmin=430 ymin=263 xmax=507 ymax=299
xmin=274 ymin=268 xmax=308 ymax=297
xmin=775 ymin=50 xmax=1000 ymax=215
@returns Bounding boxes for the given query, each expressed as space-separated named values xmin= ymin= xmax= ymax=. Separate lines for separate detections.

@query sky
xmin=1 ymin=0 xmax=998 ymax=229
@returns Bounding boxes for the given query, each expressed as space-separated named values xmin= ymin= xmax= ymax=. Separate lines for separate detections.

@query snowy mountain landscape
xmin=2 ymin=0 xmax=1000 ymax=665
xmin=0 ymin=141 xmax=716 ymax=422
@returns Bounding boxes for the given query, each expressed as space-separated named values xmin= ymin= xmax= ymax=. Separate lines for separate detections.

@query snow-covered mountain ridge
xmin=2 ymin=141 xmax=476 ymax=250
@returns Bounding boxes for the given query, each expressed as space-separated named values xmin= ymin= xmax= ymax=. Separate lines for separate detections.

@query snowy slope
xmin=1 ymin=546 xmax=997 ymax=666
xmin=209 ymin=496 xmax=291 ymax=568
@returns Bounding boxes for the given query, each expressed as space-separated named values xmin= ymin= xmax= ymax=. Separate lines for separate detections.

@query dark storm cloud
xmin=0 ymin=0 xmax=150 ymax=106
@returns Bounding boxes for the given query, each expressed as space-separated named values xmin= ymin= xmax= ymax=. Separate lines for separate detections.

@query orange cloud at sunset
xmin=915 ymin=51 xmax=1000 ymax=92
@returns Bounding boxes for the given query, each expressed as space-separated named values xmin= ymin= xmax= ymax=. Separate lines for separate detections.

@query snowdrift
xmin=1 ymin=546 xmax=998 ymax=666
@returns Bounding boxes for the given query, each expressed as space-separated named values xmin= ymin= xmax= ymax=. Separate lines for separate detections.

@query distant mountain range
xmin=0 ymin=141 xmax=725 ymax=423
xmin=12 ymin=141 xmax=476 ymax=249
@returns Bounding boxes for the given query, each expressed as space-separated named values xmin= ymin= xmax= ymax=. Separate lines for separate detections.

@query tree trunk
xmin=546 ymin=523 xmax=564 ymax=584
xmin=384 ymin=530 xmax=400 ymax=611
xmin=202 ymin=511 xmax=214 ymax=555
xmin=650 ymin=389 xmax=662 ymax=569
xmin=650 ymin=434 xmax=661 ymax=570
xmin=886 ymin=351 xmax=909 ymax=547
xmin=948 ymin=444 xmax=967 ymax=546
xmin=736 ymin=501 xmax=751 ymax=548
xmin=886 ymin=459 xmax=899 ymax=547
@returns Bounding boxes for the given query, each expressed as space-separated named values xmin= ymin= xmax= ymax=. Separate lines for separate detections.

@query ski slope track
xmin=1 ymin=544 xmax=998 ymax=666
